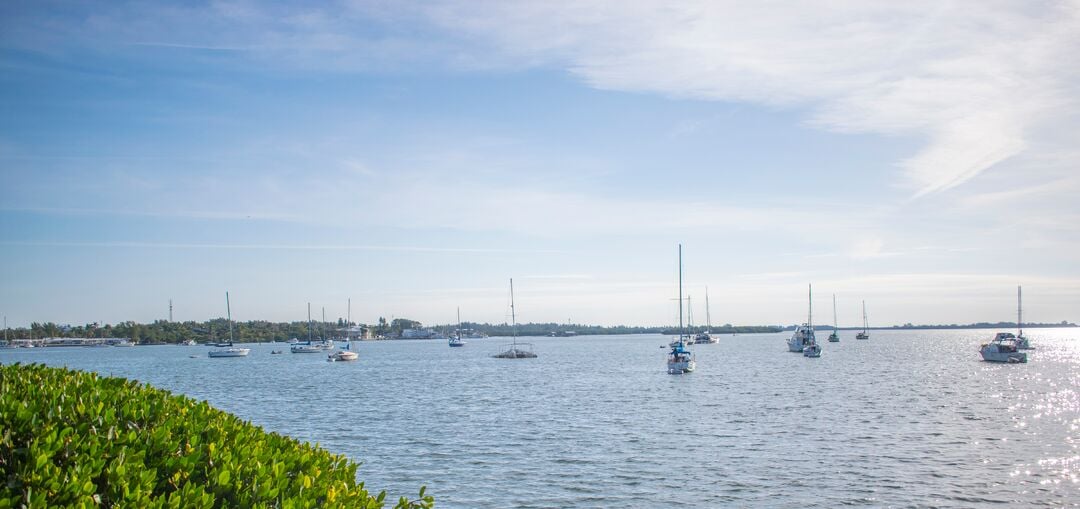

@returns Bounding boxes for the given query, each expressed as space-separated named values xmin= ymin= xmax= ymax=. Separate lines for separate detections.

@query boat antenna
xmin=678 ymin=244 xmax=684 ymax=343
xmin=226 ymin=291 xmax=234 ymax=346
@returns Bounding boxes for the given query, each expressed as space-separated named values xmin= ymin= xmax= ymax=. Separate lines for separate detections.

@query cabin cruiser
xmin=980 ymin=332 xmax=1027 ymax=363
xmin=787 ymin=325 xmax=814 ymax=352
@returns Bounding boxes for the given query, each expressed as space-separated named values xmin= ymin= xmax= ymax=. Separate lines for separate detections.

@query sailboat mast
xmin=226 ymin=292 xmax=234 ymax=345
xmin=678 ymin=244 xmax=684 ymax=339
xmin=705 ymin=287 xmax=711 ymax=330
xmin=307 ymin=302 xmax=312 ymax=342
xmin=322 ymin=307 xmax=326 ymax=341
xmin=807 ymin=284 xmax=813 ymax=328
xmin=457 ymin=306 xmax=461 ymax=339
xmin=862 ymin=300 xmax=868 ymax=332
xmin=510 ymin=278 xmax=516 ymax=346
xmin=832 ymin=294 xmax=838 ymax=330
xmin=1018 ymin=285 xmax=1023 ymax=337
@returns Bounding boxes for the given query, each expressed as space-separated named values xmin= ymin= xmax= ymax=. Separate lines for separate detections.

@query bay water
xmin=4 ymin=328 xmax=1077 ymax=507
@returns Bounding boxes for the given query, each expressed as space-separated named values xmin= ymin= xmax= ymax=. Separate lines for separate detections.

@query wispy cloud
xmin=0 ymin=240 xmax=566 ymax=254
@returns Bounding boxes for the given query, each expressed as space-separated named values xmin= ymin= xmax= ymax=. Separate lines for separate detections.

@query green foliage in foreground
xmin=0 ymin=363 xmax=433 ymax=509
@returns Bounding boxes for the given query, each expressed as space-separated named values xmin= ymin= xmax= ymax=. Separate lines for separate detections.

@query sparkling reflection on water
xmin=4 ymin=328 xmax=1078 ymax=507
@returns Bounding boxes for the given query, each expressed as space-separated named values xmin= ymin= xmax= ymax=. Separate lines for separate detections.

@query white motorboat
xmin=667 ymin=244 xmax=696 ymax=374
xmin=803 ymin=341 xmax=821 ymax=357
xmin=494 ymin=279 xmax=537 ymax=359
xmin=980 ymin=332 xmax=1027 ymax=363
xmin=208 ymin=292 xmax=250 ymax=358
xmin=328 ymin=346 xmax=358 ymax=362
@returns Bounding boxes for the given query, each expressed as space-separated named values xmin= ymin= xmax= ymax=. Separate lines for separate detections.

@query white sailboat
xmin=803 ymin=285 xmax=821 ymax=357
xmin=787 ymin=284 xmax=819 ymax=355
xmin=292 ymin=303 xmax=333 ymax=353
xmin=494 ymin=279 xmax=536 ymax=359
xmin=694 ymin=287 xmax=718 ymax=344
xmin=208 ymin=292 xmax=250 ymax=358
xmin=667 ymin=244 xmax=696 ymax=374
xmin=450 ymin=307 xmax=466 ymax=347
xmin=855 ymin=301 xmax=870 ymax=340
xmin=1015 ymin=285 xmax=1033 ymax=350
xmin=827 ymin=294 xmax=840 ymax=342
xmin=329 ymin=299 xmax=358 ymax=361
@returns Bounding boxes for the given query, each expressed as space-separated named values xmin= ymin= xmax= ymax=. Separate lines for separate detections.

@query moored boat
xmin=980 ymin=332 xmax=1027 ymax=363
xmin=208 ymin=292 xmax=250 ymax=358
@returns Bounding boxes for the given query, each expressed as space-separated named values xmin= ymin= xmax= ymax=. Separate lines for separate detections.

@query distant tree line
xmin=7 ymin=318 xmax=1071 ymax=344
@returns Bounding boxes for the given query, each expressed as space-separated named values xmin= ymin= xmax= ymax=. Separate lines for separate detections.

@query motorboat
xmin=980 ymin=332 xmax=1027 ymax=363
xmin=803 ymin=340 xmax=821 ymax=357
xmin=788 ymin=325 xmax=815 ymax=352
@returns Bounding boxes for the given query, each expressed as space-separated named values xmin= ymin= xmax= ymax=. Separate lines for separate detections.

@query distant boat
xmin=667 ymin=244 xmax=696 ymax=374
xmin=181 ymin=339 xmax=197 ymax=346
xmin=855 ymin=300 xmax=870 ymax=340
xmin=208 ymin=292 xmax=250 ymax=358
xmin=328 ymin=299 xmax=359 ymax=361
xmin=328 ymin=341 xmax=358 ymax=362
xmin=980 ymin=332 xmax=1027 ymax=363
xmin=450 ymin=307 xmax=466 ymax=347
xmin=292 ymin=303 xmax=333 ymax=353
xmin=787 ymin=284 xmax=817 ymax=355
xmin=1015 ymin=285 xmax=1033 ymax=350
xmin=827 ymin=294 xmax=840 ymax=342
xmin=694 ymin=287 xmax=718 ymax=344
xmin=494 ymin=279 xmax=537 ymax=359
xmin=803 ymin=285 xmax=821 ymax=357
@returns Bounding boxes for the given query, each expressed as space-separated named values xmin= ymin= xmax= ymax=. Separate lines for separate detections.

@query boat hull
xmin=980 ymin=345 xmax=1027 ymax=363
xmin=208 ymin=348 xmax=250 ymax=358
xmin=667 ymin=359 xmax=696 ymax=374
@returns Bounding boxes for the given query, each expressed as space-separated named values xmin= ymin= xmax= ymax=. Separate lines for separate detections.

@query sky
xmin=2 ymin=0 xmax=1079 ymax=329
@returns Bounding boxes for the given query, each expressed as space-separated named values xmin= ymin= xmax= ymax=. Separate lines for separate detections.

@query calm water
xmin=4 ymin=329 xmax=1078 ymax=507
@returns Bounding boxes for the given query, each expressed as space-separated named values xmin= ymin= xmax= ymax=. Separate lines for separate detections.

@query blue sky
xmin=2 ymin=1 xmax=1078 ymax=328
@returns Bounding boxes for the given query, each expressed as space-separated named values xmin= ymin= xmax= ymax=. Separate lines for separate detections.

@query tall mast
xmin=832 ymin=294 xmax=838 ymax=331
xmin=322 ymin=307 xmax=326 ymax=340
xmin=348 ymin=298 xmax=351 ymax=326
xmin=862 ymin=300 xmax=868 ymax=332
xmin=226 ymin=292 xmax=234 ymax=345
xmin=457 ymin=306 xmax=462 ymax=339
xmin=169 ymin=299 xmax=173 ymax=322
xmin=678 ymin=244 xmax=684 ymax=341
xmin=307 ymin=302 xmax=312 ymax=342
xmin=1018 ymin=285 xmax=1023 ymax=337
xmin=807 ymin=284 xmax=813 ymax=328
xmin=705 ymin=287 xmax=712 ymax=330
xmin=510 ymin=278 xmax=516 ymax=346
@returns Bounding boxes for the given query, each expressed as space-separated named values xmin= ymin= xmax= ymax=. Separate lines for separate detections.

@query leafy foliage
xmin=0 ymin=363 xmax=433 ymax=509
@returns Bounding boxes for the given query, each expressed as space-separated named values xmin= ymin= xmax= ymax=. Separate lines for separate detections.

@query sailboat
xmin=667 ymin=244 xmax=696 ymax=374
xmin=827 ymin=294 xmax=840 ymax=342
xmin=208 ymin=292 xmax=250 ymax=358
xmin=494 ymin=278 xmax=537 ymax=358
xmin=450 ymin=307 xmax=466 ymax=347
xmin=292 ymin=303 xmax=332 ymax=353
xmin=855 ymin=301 xmax=870 ymax=340
xmin=1015 ymin=285 xmax=1033 ymax=350
xmin=694 ymin=287 xmax=718 ymax=344
xmin=787 ymin=284 xmax=819 ymax=356
xmin=803 ymin=285 xmax=821 ymax=357
xmin=329 ymin=299 xmax=358 ymax=361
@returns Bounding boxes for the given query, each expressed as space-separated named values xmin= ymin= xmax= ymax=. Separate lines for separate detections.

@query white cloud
xmin=413 ymin=1 xmax=1080 ymax=197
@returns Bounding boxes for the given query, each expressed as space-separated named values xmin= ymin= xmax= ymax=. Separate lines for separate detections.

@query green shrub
xmin=0 ymin=363 xmax=432 ymax=508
